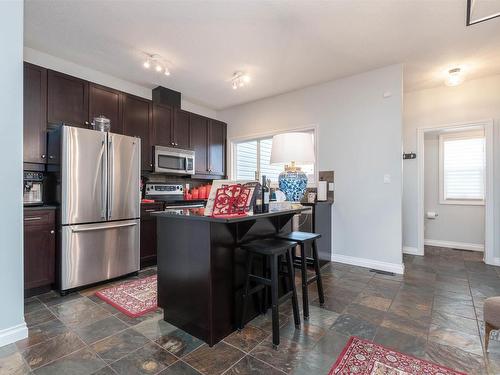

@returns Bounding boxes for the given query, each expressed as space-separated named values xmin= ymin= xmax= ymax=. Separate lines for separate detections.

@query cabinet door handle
xmin=25 ymin=217 xmax=42 ymax=221
xmin=144 ymin=209 xmax=157 ymax=212
xmin=41 ymin=154 xmax=46 ymax=159
xmin=50 ymin=230 xmax=55 ymax=234
xmin=49 ymin=155 xmax=54 ymax=160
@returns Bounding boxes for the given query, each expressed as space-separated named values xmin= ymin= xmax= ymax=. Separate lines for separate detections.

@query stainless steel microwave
xmin=154 ymin=146 xmax=195 ymax=175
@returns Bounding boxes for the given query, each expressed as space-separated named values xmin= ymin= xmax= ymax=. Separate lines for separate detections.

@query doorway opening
xmin=416 ymin=120 xmax=494 ymax=264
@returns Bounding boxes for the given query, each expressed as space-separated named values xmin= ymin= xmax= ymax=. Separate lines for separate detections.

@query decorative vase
xmin=278 ymin=169 xmax=308 ymax=202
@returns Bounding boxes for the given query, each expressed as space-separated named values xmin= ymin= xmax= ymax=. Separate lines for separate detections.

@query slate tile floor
xmin=2 ymin=246 xmax=500 ymax=374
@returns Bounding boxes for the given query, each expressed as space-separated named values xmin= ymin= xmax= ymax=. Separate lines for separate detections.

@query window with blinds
xmin=234 ymin=132 xmax=315 ymax=185
xmin=439 ymin=131 xmax=485 ymax=204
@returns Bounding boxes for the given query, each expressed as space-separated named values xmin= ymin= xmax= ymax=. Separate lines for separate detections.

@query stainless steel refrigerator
xmin=51 ymin=126 xmax=141 ymax=292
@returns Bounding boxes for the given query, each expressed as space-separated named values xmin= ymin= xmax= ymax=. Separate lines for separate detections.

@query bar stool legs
xmin=299 ymin=244 xmax=309 ymax=319
xmin=312 ymin=240 xmax=325 ymax=306
xmin=240 ymin=241 xmax=301 ymax=349
xmin=270 ymin=254 xmax=280 ymax=347
xmin=286 ymin=249 xmax=301 ymax=329
xmin=300 ymin=239 xmax=325 ymax=320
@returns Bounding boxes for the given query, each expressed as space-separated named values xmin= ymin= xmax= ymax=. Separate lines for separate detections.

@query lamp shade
xmin=270 ymin=132 xmax=315 ymax=164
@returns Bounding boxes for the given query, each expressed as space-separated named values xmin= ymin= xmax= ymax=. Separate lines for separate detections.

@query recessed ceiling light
xmin=445 ymin=68 xmax=464 ymax=86
xmin=231 ymin=71 xmax=251 ymax=90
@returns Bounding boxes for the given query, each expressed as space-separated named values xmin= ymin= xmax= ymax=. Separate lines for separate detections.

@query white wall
xmin=403 ymin=74 xmax=500 ymax=262
xmin=218 ymin=65 xmax=404 ymax=273
xmin=24 ymin=47 xmax=217 ymax=119
xmin=0 ymin=1 xmax=27 ymax=346
xmin=424 ymin=134 xmax=484 ymax=247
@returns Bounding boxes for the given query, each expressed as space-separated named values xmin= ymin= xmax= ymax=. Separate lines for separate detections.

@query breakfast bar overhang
xmin=152 ymin=208 xmax=305 ymax=346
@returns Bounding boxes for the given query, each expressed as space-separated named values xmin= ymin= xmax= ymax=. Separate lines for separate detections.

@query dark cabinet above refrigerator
xmin=23 ymin=62 xmax=227 ymax=177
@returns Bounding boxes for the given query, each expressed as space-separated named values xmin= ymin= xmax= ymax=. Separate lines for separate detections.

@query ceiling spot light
xmin=142 ymin=53 xmax=171 ymax=77
xmin=445 ymin=68 xmax=464 ymax=87
xmin=231 ymin=71 xmax=251 ymax=90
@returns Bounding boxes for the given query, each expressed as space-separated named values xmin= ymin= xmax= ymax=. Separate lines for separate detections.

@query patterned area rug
xmin=329 ymin=337 xmax=467 ymax=375
xmin=95 ymin=275 xmax=157 ymax=317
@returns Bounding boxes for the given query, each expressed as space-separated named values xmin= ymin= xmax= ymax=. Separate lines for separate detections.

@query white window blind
xmin=234 ymin=132 xmax=315 ymax=185
xmin=440 ymin=133 xmax=485 ymax=203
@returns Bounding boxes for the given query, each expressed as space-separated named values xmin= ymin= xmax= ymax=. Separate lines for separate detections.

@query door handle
xmin=71 ymin=222 xmax=137 ymax=232
xmin=108 ymin=137 xmax=114 ymax=219
xmin=100 ymin=140 xmax=107 ymax=219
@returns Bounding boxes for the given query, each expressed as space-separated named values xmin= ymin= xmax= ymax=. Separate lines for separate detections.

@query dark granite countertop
xmin=152 ymin=206 xmax=307 ymax=223
xmin=24 ymin=205 xmax=57 ymax=211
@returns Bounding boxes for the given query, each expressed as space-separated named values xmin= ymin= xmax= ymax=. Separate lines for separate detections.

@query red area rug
xmin=95 ymin=275 xmax=157 ymax=318
xmin=329 ymin=336 xmax=466 ymax=375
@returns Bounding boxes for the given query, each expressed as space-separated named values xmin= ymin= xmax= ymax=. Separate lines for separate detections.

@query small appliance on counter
xmin=23 ymin=171 xmax=44 ymax=206
xmin=145 ymin=183 xmax=205 ymax=208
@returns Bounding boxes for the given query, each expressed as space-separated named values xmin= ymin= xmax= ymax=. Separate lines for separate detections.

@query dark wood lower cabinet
xmin=140 ymin=203 xmax=164 ymax=268
xmin=24 ymin=209 xmax=56 ymax=296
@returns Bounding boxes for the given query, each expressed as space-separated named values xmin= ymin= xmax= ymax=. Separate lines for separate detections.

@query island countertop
xmin=155 ymin=205 xmax=303 ymax=346
xmin=151 ymin=206 xmax=307 ymax=223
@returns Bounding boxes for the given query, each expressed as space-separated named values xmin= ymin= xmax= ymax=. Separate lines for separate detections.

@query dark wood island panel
xmin=154 ymin=208 xmax=304 ymax=346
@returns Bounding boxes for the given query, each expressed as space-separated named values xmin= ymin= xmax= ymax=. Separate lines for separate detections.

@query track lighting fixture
xmin=231 ymin=71 xmax=251 ymax=90
xmin=143 ymin=53 xmax=171 ymax=77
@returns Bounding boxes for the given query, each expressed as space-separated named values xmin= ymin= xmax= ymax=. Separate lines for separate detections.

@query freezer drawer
xmin=60 ymin=219 xmax=140 ymax=290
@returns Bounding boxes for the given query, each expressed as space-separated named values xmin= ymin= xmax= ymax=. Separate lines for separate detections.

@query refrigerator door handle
xmin=108 ymin=136 xmax=114 ymax=220
xmin=70 ymin=222 xmax=137 ymax=233
xmin=100 ymin=139 xmax=107 ymax=219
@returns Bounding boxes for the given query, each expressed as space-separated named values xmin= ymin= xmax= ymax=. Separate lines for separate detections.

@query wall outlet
xmin=383 ymin=174 xmax=391 ymax=184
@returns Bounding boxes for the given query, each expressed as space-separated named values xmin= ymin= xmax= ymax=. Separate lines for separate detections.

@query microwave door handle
xmin=185 ymin=156 xmax=189 ymax=172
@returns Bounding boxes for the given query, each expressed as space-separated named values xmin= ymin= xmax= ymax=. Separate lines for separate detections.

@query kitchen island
xmin=152 ymin=207 xmax=305 ymax=346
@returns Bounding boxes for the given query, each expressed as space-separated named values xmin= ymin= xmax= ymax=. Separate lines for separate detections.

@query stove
xmin=144 ymin=183 xmax=205 ymax=208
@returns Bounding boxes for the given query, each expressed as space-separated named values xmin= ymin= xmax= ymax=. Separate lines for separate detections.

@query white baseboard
xmin=424 ymin=239 xmax=484 ymax=252
xmin=0 ymin=322 xmax=27 ymax=347
xmin=332 ymin=253 xmax=405 ymax=275
xmin=403 ymin=246 xmax=423 ymax=256
xmin=489 ymin=257 xmax=500 ymax=266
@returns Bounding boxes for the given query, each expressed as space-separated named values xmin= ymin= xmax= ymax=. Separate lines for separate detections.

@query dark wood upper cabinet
xmin=122 ymin=94 xmax=152 ymax=170
xmin=208 ymin=120 xmax=226 ymax=176
xmin=89 ymin=83 xmax=122 ymax=134
xmin=152 ymin=104 xmax=173 ymax=147
xmin=24 ymin=209 xmax=55 ymax=291
xmin=173 ymin=108 xmax=190 ymax=149
xmin=190 ymin=114 xmax=209 ymax=175
xmin=23 ymin=63 xmax=47 ymax=164
xmin=47 ymin=70 xmax=89 ymax=127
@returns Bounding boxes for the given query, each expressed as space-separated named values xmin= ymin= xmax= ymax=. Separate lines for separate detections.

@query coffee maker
xmin=23 ymin=171 xmax=44 ymax=206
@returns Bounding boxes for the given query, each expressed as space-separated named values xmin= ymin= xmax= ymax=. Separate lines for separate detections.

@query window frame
xmin=438 ymin=130 xmax=485 ymax=206
xmin=230 ymin=126 xmax=318 ymax=188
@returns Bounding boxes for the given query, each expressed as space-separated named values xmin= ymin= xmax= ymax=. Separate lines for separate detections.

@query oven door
xmin=154 ymin=147 xmax=195 ymax=175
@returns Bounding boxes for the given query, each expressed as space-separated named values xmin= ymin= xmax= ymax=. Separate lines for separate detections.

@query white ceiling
xmin=24 ymin=0 xmax=500 ymax=110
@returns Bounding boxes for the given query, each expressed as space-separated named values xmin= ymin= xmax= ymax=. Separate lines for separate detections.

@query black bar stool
xmin=276 ymin=231 xmax=325 ymax=320
xmin=240 ymin=238 xmax=301 ymax=348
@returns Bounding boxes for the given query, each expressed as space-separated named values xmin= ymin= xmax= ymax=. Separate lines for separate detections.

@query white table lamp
xmin=270 ymin=132 xmax=314 ymax=201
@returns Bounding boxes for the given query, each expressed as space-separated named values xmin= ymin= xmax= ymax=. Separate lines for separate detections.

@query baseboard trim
xmin=489 ymin=257 xmax=500 ymax=266
xmin=403 ymin=246 xmax=423 ymax=256
xmin=0 ymin=322 xmax=27 ymax=347
xmin=332 ymin=254 xmax=405 ymax=275
xmin=424 ymin=239 xmax=484 ymax=252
